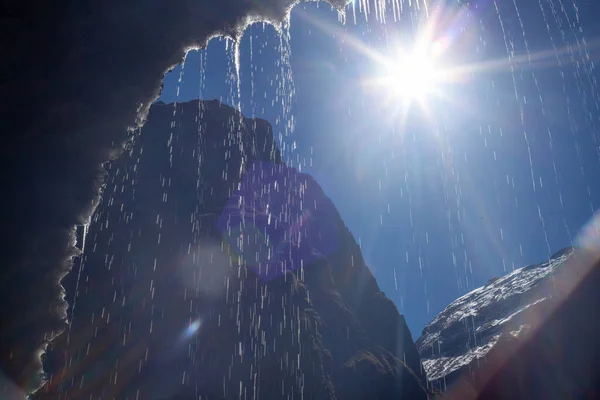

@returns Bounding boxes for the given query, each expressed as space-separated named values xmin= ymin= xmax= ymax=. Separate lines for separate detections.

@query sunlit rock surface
xmin=417 ymin=248 xmax=572 ymax=390
xmin=33 ymin=100 xmax=427 ymax=399
xmin=417 ymin=247 xmax=600 ymax=399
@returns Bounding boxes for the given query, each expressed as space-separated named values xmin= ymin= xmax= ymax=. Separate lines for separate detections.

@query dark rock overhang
xmin=0 ymin=1 xmax=350 ymax=395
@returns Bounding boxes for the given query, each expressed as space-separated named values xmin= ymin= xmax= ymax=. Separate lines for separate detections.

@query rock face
xmin=34 ymin=100 xmax=427 ymax=399
xmin=416 ymin=248 xmax=573 ymax=390
xmin=417 ymin=247 xmax=600 ymax=399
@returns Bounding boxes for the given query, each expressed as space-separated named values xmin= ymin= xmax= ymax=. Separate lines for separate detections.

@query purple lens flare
xmin=217 ymin=161 xmax=339 ymax=282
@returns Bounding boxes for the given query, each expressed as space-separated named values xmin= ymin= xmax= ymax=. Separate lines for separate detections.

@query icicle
xmin=82 ymin=221 xmax=89 ymax=252
xmin=233 ymin=39 xmax=242 ymax=102
xmin=337 ymin=7 xmax=346 ymax=25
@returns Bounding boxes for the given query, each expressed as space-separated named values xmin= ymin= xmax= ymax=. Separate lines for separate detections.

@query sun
xmin=353 ymin=4 xmax=470 ymax=118
xmin=361 ymin=32 xmax=456 ymax=119
xmin=380 ymin=46 xmax=443 ymax=104
xmin=298 ymin=0 xmax=479 ymax=120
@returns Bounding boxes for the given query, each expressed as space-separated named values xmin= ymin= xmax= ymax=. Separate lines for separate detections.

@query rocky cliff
xmin=417 ymin=247 xmax=600 ymax=399
xmin=417 ymin=248 xmax=573 ymax=390
xmin=34 ymin=100 xmax=427 ymax=399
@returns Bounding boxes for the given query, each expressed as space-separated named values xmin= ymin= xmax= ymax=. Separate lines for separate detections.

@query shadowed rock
xmin=1 ymin=1 xmax=350 ymax=393
xmin=32 ymin=100 xmax=427 ymax=399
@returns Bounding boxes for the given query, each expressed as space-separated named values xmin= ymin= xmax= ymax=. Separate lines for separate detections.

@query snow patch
xmin=417 ymin=250 xmax=572 ymax=385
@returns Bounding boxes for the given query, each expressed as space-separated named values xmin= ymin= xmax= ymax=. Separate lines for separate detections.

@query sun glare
xmin=299 ymin=0 xmax=483 ymax=121
xmin=352 ymin=3 xmax=472 ymax=120
xmin=381 ymin=47 xmax=442 ymax=103
xmin=360 ymin=24 xmax=459 ymax=121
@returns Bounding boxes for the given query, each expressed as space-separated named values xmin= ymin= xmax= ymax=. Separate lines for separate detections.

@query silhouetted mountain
xmin=417 ymin=247 xmax=600 ymax=399
xmin=1 ymin=1 xmax=348 ymax=393
xmin=33 ymin=100 xmax=427 ymax=400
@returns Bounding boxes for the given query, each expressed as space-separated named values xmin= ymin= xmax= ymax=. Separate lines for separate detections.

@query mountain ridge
xmin=34 ymin=99 xmax=428 ymax=399
xmin=417 ymin=247 xmax=574 ymax=390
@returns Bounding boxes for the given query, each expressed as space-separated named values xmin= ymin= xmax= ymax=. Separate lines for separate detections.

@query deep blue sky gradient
xmin=158 ymin=0 xmax=600 ymax=337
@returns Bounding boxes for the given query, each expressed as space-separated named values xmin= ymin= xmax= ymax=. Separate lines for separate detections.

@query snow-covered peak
xmin=416 ymin=248 xmax=572 ymax=386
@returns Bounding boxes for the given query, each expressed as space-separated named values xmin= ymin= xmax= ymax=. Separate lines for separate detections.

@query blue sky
xmin=158 ymin=1 xmax=600 ymax=337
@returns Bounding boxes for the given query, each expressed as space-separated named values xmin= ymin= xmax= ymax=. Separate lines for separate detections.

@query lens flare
xmin=183 ymin=319 xmax=202 ymax=339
